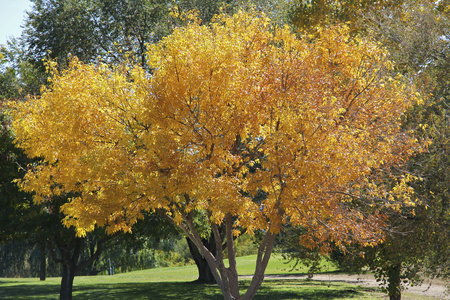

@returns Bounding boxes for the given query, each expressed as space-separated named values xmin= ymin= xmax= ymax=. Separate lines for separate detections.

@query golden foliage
xmin=10 ymin=11 xmax=422 ymax=246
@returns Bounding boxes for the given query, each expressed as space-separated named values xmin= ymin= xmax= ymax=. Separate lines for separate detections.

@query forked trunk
xmin=241 ymin=232 xmax=277 ymax=300
xmin=170 ymin=204 xmax=278 ymax=300
xmin=185 ymin=220 xmax=277 ymax=300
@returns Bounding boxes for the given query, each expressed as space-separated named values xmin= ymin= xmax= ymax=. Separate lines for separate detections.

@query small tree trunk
xmin=39 ymin=242 xmax=46 ymax=281
xmin=387 ymin=263 xmax=402 ymax=300
xmin=242 ymin=232 xmax=277 ymax=300
xmin=59 ymin=263 xmax=76 ymax=300
xmin=211 ymin=223 xmax=234 ymax=300
xmin=225 ymin=214 xmax=240 ymax=299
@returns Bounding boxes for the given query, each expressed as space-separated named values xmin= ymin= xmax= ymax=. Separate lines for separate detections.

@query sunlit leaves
xmin=11 ymin=11 xmax=421 ymax=248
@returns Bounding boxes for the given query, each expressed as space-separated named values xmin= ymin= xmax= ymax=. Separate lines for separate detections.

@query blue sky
xmin=0 ymin=0 xmax=32 ymax=46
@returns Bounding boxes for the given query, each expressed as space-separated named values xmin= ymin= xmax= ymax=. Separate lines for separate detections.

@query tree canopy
xmin=10 ymin=10 xmax=423 ymax=300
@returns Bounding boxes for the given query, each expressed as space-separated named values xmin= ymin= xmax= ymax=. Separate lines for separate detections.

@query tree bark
xmin=242 ymin=231 xmax=277 ymax=300
xmin=186 ymin=237 xmax=216 ymax=284
xmin=179 ymin=212 xmax=225 ymax=292
xmin=210 ymin=222 xmax=233 ymax=300
xmin=57 ymin=237 xmax=83 ymax=300
xmin=59 ymin=263 xmax=76 ymax=300
xmin=159 ymin=207 xmax=278 ymax=300
xmin=387 ymin=263 xmax=402 ymax=300
xmin=39 ymin=241 xmax=46 ymax=281
xmin=225 ymin=214 xmax=240 ymax=299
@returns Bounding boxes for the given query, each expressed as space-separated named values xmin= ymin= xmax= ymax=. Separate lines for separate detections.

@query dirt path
xmin=308 ymin=273 xmax=449 ymax=299
xmin=243 ymin=273 xmax=450 ymax=299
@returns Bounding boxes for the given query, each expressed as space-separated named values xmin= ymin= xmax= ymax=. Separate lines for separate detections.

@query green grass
xmin=0 ymin=255 xmax=384 ymax=299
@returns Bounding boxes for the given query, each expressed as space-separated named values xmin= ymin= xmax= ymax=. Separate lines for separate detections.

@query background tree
xmin=10 ymin=10 xmax=423 ymax=299
xmin=22 ymin=0 xmax=293 ymax=67
xmin=365 ymin=2 xmax=450 ymax=298
xmin=288 ymin=0 xmax=405 ymax=32
xmin=24 ymin=0 xmax=101 ymax=66
xmin=23 ymin=0 xmax=177 ymax=70
xmin=1 ymin=41 xmax=44 ymax=98
xmin=1 ymin=100 xmax=122 ymax=300
xmin=283 ymin=2 xmax=449 ymax=299
xmin=358 ymin=2 xmax=449 ymax=298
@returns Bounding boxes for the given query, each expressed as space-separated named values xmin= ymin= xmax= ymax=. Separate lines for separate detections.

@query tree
xmin=1 ymin=42 xmax=44 ymax=99
xmin=3 ymin=95 xmax=122 ymax=300
xmin=38 ymin=196 xmax=118 ymax=300
xmin=360 ymin=2 xmax=450 ymax=299
xmin=10 ymin=10 xmax=423 ymax=299
xmin=23 ymin=0 xmax=175 ymax=69
xmin=287 ymin=2 xmax=450 ymax=299
xmin=288 ymin=0 xmax=406 ymax=32
xmin=24 ymin=0 xmax=100 ymax=66
xmin=19 ymin=1 xmax=295 ymax=282
xmin=93 ymin=0 xmax=174 ymax=66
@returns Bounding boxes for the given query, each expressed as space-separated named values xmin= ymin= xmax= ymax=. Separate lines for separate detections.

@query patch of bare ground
xmin=243 ymin=273 xmax=449 ymax=299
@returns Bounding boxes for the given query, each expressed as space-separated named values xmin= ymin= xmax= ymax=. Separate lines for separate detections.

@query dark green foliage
xmin=24 ymin=0 xmax=102 ymax=65
xmin=0 ymin=105 xmax=36 ymax=243
xmin=97 ymin=214 xmax=191 ymax=274
xmin=23 ymin=0 xmax=174 ymax=68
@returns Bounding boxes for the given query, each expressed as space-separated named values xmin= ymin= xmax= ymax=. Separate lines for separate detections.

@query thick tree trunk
xmin=53 ymin=235 xmax=83 ymax=300
xmin=387 ymin=263 xmax=402 ymax=300
xmin=59 ymin=263 xmax=76 ymax=300
xmin=186 ymin=237 xmax=216 ymax=284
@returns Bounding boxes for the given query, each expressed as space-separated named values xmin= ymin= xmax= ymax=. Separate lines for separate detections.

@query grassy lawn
xmin=0 ymin=254 xmax=384 ymax=299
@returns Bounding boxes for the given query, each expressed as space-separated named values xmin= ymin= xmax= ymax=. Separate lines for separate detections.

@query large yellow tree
xmin=11 ymin=11 xmax=422 ymax=300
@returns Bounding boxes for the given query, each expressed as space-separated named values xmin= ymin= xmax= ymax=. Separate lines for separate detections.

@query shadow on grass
xmin=253 ymin=279 xmax=375 ymax=300
xmin=0 ymin=283 xmax=60 ymax=299
xmin=0 ymin=279 xmax=377 ymax=300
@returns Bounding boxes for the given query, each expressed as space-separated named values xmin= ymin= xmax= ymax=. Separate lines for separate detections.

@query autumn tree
xmin=10 ymin=11 xmax=422 ymax=300
xmin=20 ymin=1 xmax=294 ymax=282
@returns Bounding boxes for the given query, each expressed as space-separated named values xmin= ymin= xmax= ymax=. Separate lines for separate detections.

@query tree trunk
xmin=54 ymin=235 xmax=83 ymax=300
xmin=225 ymin=214 xmax=240 ymax=299
xmin=171 ymin=207 xmax=278 ymax=300
xmin=39 ymin=241 xmax=46 ymax=281
xmin=242 ymin=232 xmax=277 ymax=300
xmin=387 ymin=263 xmax=402 ymax=300
xmin=59 ymin=263 xmax=76 ymax=300
xmin=186 ymin=237 xmax=216 ymax=284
